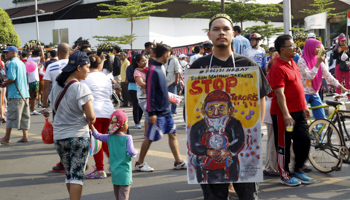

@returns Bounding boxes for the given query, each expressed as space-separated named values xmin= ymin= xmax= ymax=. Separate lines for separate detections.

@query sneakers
xmin=135 ymin=162 xmax=154 ymax=172
xmin=135 ymin=123 xmax=142 ymax=129
xmin=52 ymin=162 xmax=65 ymax=173
xmin=174 ymin=160 xmax=187 ymax=170
xmin=293 ymin=172 xmax=315 ymax=184
xmin=86 ymin=170 xmax=107 ymax=179
xmin=30 ymin=110 xmax=40 ymax=115
xmin=280 ymin=177 xmax=301 ymax=186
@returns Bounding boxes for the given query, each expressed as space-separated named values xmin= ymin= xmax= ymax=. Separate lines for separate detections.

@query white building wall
xmin=13 ymin=16 xmax=284 ymax=49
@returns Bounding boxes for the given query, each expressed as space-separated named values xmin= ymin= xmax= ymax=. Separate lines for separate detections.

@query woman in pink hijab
xmin=298 ymin=38 xmax=348 ymax=119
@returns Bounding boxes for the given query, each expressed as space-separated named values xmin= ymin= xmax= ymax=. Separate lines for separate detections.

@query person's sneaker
xmin=135 ymin=123 xmax=142 ymax=129
xmin=293 ymin=172 xmax=315 ymax=184
xmin=135 ymin=162 xmax=154 ymax=172
xmin=86 ymin=170 xmax=107 ymax=179
xmin=280 ymin=177 xmax=301 ymax=186
xmin=174 ymin=160 xmax=187 ymax=170
xmin=52 ymin=162 xmax=65 ymax=173
xmin=30 ymin=110 xmax=40 ymax=115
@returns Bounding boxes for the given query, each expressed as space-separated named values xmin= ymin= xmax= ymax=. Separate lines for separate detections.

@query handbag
xmin=339 ymin=60 xmax=350 ymax=72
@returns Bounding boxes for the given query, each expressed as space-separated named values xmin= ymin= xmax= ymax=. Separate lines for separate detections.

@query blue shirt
xmin=233 ymin=35 xmax=251 ymax=55
xmin=293 ymin=54 xmax=300 ymax=63
xmin=7 ymin=57 xmax=29 ymax=99
xmin=146 ymin=60 xmax=171 ymax=117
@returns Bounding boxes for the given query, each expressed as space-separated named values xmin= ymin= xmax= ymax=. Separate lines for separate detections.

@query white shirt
xmin=43 ymin=59 xmax=69 ymax=87
xmin=27 ymin=56 xmax=40 ymax=83
xmin=189 ymin=54 xmax=202 ymax=65
xmin=163 ymin=55 xmax=181 ymax=86
xmin=81 ymin=72 xmax=114 ymax=118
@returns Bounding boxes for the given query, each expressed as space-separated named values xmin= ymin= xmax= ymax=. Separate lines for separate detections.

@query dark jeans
xmin=128 ymin=90 xmax=143 ymax=124
xmin=201 ymin=182 xmax=258 ymax=200
xmin=121 ymin=82 xmax=130 ymax=106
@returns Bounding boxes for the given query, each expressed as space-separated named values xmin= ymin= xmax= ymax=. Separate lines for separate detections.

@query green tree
xmin=182 ymin=0 xmax=282 ymax=29
xmin=97 ymin=0 xmax=173 ymax=50
xmin=93 ymin=34 xmax=136 ymax=47
xmin=242 ymin=24 xmax=284 ymax=46
xmin=299 ymin=0 xmax=339 ymax=16
xmin=0 ymin=8 xmax=21 ymax=47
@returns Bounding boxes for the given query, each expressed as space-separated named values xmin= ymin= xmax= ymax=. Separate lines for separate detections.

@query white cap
xmin=179 ymin=54 xmax=187 ymax=58
xmin=307 ymin=33 xmax=316 ymax=39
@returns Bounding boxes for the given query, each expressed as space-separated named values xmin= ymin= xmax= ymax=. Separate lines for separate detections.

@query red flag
xmin=348 ymin=11 xmax=350 ymax=26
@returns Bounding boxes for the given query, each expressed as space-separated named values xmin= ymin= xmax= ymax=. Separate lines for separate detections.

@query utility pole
xmin=221 ymin=0 xmax=225 ymax=13
xmin=283 ymin=0 xmax=292 ymax=36
xmin=35 ymin=0 xmax=40 ymax=41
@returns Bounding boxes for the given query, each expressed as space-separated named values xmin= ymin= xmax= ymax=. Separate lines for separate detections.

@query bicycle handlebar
xmin=333 ymin=92 xmax=349 ymax=101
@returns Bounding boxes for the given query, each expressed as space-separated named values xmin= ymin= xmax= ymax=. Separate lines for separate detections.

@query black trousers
xmin=121 ymin=82 xmax=130 ymax=106
xmin=128 ymin=90 xmax=143 ymax=124
xmin=201 ymin=182 xmax=258 ymax=200
xmin=271 ymin=111 xmax=310 ymax=176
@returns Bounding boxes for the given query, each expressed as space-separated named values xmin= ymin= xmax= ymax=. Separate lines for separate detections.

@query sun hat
xmin=338 ymin=33 xmax=346 ymax=41
xmin=179 ymin=54 xmax=187 ymax=58
xmin=62 ymin=51 xmax=90 ymax=72
xmin=109 ymin=110 xmax=128 ymax=133
xmin=3 ymin=46 xmax=18 ymax=53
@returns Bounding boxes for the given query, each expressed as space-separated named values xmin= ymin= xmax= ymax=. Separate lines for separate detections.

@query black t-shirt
xmin=190 ymin=53 xmax=272 ymax=98
xmin=113 ymin=55 xmax=121 ymax=76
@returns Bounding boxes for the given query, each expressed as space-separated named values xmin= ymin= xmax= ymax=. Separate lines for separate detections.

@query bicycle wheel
xmin=334 ymin=115 xmax=350 ymax=162
xmin=308 ymin=119 xmax=342 ymax=173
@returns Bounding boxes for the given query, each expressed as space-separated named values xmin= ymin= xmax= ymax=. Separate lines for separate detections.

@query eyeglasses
xmin=282 ymin=45 xmax=294 ymax=48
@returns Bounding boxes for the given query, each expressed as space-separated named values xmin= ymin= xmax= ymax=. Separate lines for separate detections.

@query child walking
xmin=90 ymin=110 xmax=138 ymax=200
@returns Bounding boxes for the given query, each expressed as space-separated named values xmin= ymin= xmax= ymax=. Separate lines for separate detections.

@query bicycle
xmin=308 ymin=92 xmax=350 ymax=173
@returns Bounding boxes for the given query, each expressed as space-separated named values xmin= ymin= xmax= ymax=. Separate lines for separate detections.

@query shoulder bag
xmin=54 ymin=80 xmax=78 ymax=111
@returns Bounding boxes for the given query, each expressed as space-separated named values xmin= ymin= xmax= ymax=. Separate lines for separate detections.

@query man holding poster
xmin=189 ymin=14 xmax=271 ymax=200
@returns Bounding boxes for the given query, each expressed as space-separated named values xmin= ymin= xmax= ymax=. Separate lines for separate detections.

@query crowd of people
xmin=1 ymin=12 xmax=350 ymax=200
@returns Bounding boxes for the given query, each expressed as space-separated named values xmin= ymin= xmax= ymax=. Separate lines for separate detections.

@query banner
xmin=348 ymin=11 xmax=350 ymax=27
xmin=304 ymin=12 xmax=327 ymax=31
xmin=185 ymin=66 xmax=263 ymax=184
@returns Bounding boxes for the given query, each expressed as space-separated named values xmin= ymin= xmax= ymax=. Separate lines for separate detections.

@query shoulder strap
xmin=55 ymin=80 xmax=78 ymax=111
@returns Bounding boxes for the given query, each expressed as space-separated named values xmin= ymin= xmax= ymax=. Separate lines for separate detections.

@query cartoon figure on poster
xmin=186 ymin=67 xmax=262 ymax=184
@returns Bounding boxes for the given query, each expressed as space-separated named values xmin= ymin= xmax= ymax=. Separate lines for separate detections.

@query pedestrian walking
xmin=135 ymin=44 xmax=187 ymax=172
xmin=190 ymin=13 xmax=271 ymax=200
xmin=91 ymin=110 xmax=138 ymax=200
xmin=269 ymin=35 xmax=314 ymax=187
xmin=49 ymin=51 xmax=95 ymax=200
xmin=82 ymin=54 xmax=114 ymax=179
xmin=0 ymin=46 xmax=30 ymax=144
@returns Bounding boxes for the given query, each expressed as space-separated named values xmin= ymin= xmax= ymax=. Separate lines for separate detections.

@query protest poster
xmin=185 ymin=66 xmax=263 ymax=184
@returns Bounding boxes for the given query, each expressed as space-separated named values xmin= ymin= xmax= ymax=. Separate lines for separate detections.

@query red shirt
xmin=269 ymin=58 xmax=306 ymax=115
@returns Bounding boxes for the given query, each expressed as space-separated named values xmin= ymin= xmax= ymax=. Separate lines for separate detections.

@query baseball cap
xmin=179 ymin=54 xmax=187 ymax=58
xmin=307 ymin=33 xmax=316 ymax=39
xmin=3 ymin=46 xmax=18 ymax=53
xmin=62 ymin=51 xmax=90 ymax=72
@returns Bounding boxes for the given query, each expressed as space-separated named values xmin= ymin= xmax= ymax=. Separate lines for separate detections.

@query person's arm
xmin=83 ymin=99 xmax=96 ymax=126
xmin=39 ymin=46 xmax=45 ymax=63
xmin=41 ymin=80 xmax=51 ymax=117
xmin=135 ymin=76 xmax=146 ymax=89
xmin=146 ymin=69 xmax=158 ymax=124
xmin=260 ymin=97 xmax=266 ymax=127
xmin=298 ymin=58 xmax=319 ymax=80
xmin=174 ymin=72 xmax=180 ymax=86
xmin=90 ymin=125 xmax=110 ymax=143
xmin=126 ymin=136 xmax=138 ymax=157
xmin=275 ymin=87 xmax=294 ymax=126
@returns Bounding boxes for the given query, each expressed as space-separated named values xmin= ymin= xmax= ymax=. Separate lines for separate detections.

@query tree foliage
xmin=299 ymin=0 xmax=340 ymax=16
xmin=0 ymin=8 xmax=21 ymax=48
xmin=93 ymin=34 xmax=136 ymax=47
xmin=97 ymin=0 xmax=173 ymax=49
xmin=181 ymin=0 xmax=282 ymax=29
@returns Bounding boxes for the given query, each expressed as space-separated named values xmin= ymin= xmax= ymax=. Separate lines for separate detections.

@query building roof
xmin=7 ymin=0 xmax=80 ymax=20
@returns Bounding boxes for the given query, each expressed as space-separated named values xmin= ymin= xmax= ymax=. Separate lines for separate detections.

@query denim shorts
xmin=147 ymin=115 xmax=177 ymax=141
xmin=54 ymin=137 xmax=90 ymax=186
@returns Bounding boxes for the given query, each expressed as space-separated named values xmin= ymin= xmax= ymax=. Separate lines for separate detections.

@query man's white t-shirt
xmin=81 ymin=72 xmax=114 ymax=119
xmin=43 ymin=59 xmax=69 ymax=86
xmin=27 ymin=56 xmax=40 ymax=83
xmin=189 ymin=54 xmax=203 ymax=65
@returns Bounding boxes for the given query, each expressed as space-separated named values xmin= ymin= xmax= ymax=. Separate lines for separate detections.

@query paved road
xmin=1 ymin=101 xmax=350 ymax=200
